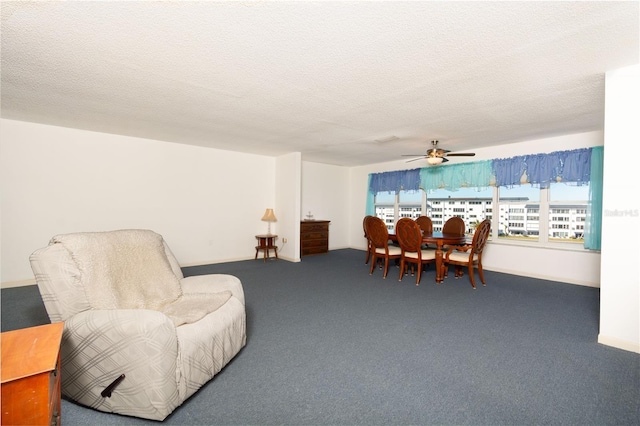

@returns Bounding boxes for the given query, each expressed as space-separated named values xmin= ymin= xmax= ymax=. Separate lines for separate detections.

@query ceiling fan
xmin=402 ymin=140 xmax=476 ymax=165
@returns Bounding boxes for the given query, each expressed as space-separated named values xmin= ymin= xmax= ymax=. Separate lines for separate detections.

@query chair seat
xmin=448 ymin=251 xmax=478 ymax=262
xmin=404 ymin=249 xmax=436 ymax=260
xmin=376 ymin=246 xmax=402 ymax=256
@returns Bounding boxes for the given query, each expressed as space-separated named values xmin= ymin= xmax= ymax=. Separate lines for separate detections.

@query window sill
xmin=491 ymin=238 xmax=598 ymax=253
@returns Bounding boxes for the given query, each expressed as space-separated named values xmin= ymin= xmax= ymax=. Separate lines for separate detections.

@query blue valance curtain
xmin=368 ymin=168 xmax=421 ymax=193
xmin=368 ymin=148 xmax=593 ymax=194
xmin=420 ymin=160 xmax=493 ymax=191
xmin=367 ymin=147 xmax=603 ymax=250
xmin=492 ymin=148 xmax=592 ymax=188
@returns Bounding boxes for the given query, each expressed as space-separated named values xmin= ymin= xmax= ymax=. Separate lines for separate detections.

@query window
xmin=548 ymin=182 xmax=589 ymax=243
xmin=372 ymin=181 xmax=590 ymax=249
xmin=426 ymin=187 xmax=493 ymax=234
xmin=374 ymin=191 xmax=395 ymax=231
xmin=373 ymin=190 xmax=425 ymax=232
xmin=367 ymin=147 xmax=600 ymax=249
xmin=498 ymin=185 xmax=540 ymax=240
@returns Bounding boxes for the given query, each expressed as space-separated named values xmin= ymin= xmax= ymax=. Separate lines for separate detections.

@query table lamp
xmin=261 ymin=208 xmax=277 ymax=235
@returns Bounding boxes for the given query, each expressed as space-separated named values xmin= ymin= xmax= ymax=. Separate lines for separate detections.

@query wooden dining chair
xmin=395 ymin=218 xmax=436 ymax=285
xmin=415 ymin=216 xmax=433 ymax=234
xmin=442 ymin=219 xmax=491 ymax=288
xmin=442 ymin=216 xmax=465 ymax=235
xmin=415 ymin=215 xmax=433 ymax=249
xmin=363 ymin=215 xmax=374 ymax=264
xmin=366 ymin=216 xmax=401 ymax=279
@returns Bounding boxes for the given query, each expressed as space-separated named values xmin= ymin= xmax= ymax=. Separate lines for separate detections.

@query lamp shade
xmin=261 ymin=208 xmax=277 ymax=222
xmin=427 ymin=157 xmax=444 ymax=165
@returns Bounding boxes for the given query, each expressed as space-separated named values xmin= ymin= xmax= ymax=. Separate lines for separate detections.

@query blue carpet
xmin=2 ymin=249 xmax=638 ymax=425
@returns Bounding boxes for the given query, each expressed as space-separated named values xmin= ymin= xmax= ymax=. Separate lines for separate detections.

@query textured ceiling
xmin=1 ymin=1 xmax=638 ymax=166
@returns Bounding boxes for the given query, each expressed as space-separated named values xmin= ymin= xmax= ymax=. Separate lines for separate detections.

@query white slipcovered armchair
xmin=29 ymin=229 xmax=246 ymax=421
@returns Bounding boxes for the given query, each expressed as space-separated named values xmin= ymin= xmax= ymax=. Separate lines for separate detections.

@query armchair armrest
xmin=62 ymin=309 xmax=180 ymax=420
xmin=180 ymin=274 xmax=245 ymax=305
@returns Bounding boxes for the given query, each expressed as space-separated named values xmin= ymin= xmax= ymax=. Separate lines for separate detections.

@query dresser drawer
xmin=301 ymin=239 xmax=328 ymax=248
xmin=301 ymin=223 xmax=328 ymax=233
xmin=301 ymin=231 xmax=328 ymax=240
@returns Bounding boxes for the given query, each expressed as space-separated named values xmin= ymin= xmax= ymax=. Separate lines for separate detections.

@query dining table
xmin=389 ymin=231 xmax=467 ymax=283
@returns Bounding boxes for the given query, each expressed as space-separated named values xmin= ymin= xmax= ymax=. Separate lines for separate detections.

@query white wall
xmin=599 ymin=64 xmax=640 ymax=353
xmin=0 ymin=120 xmax=609 ymax=290
xmin=301 ymin=161 xmax=350 ymax=251
xmin=1 ymin=119 xmax=276 ymax=285
xmin=275 ymin=152 xmax=302 ymax=261
xmin=347 ymin=131 xmax=604 ymax=287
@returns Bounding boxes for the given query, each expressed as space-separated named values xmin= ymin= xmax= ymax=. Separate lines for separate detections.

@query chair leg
xmin=455 ymin=266 xmax=463 ymax=278
xmin=478 ymin=263 xmax=486 ymax=285
xmin=369 ymin=254 xmax=377 ymax=275
xmin=468 ymin=264 xmax=476 ymax=289
xmin=398 ymin=259 xmax=405 ymax=281
xmin=415 ymin=262 xmax=421 ymax=286
xmin=383 ymin=258 xmax=389 ymax=279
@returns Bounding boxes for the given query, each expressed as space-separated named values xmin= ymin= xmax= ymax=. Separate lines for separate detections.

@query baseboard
xmin=598 ymin=334 xmax=640 ymax=354
xmin=473 ymin=266 xmax=600 ymax=288
xmin=182 ymin=254 xmax=299 ymax=267
xmin=1 ymin=278 xmax=36 ymax=289
xmin=180 ymin=255 xmax=254 ymax=267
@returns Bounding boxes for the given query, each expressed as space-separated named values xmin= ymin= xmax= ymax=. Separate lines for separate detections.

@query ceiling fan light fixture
xmin=427 ymin=157 xmax=444 ymax=165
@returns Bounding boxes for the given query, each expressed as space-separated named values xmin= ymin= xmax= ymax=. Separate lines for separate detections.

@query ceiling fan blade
xmin=401 ymin=140 xmax=474 ymax=162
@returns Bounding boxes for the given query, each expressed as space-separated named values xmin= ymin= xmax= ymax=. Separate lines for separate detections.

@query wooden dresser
xmin=1 ymin=322 xmax=64 ymax=426
xmin=300 ymin=220 xmax=330 ymax=256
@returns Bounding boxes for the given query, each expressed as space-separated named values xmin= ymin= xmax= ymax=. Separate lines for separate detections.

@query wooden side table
xmin=1 ymin=322 xmax=64 ymax=426
xmin=255 ymin=234 xmax=278 ymax=262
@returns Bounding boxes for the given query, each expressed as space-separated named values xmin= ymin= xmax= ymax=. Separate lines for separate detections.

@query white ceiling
xmin=1 ymin=1 xmax=638 ymax=166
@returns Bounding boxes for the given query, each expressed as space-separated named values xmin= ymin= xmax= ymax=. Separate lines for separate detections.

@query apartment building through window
xmin=373 ymin=182 xmax=589 ymax=247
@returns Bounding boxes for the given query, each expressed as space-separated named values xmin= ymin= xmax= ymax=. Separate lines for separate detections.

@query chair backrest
xmin=366 ymin=216 xmax=390 ymax=249
xmin=471 ymin=219 xmax=492 ymax=255
xmin=395 ymin=218 xmax=423 ymax=253
xmin=415 ymin=216 xmax=433 ymax=234
xmin=443 ymin=216 xmax=465 ymax=235
xmin=363 ymin=215 xmax=373 ymax=238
